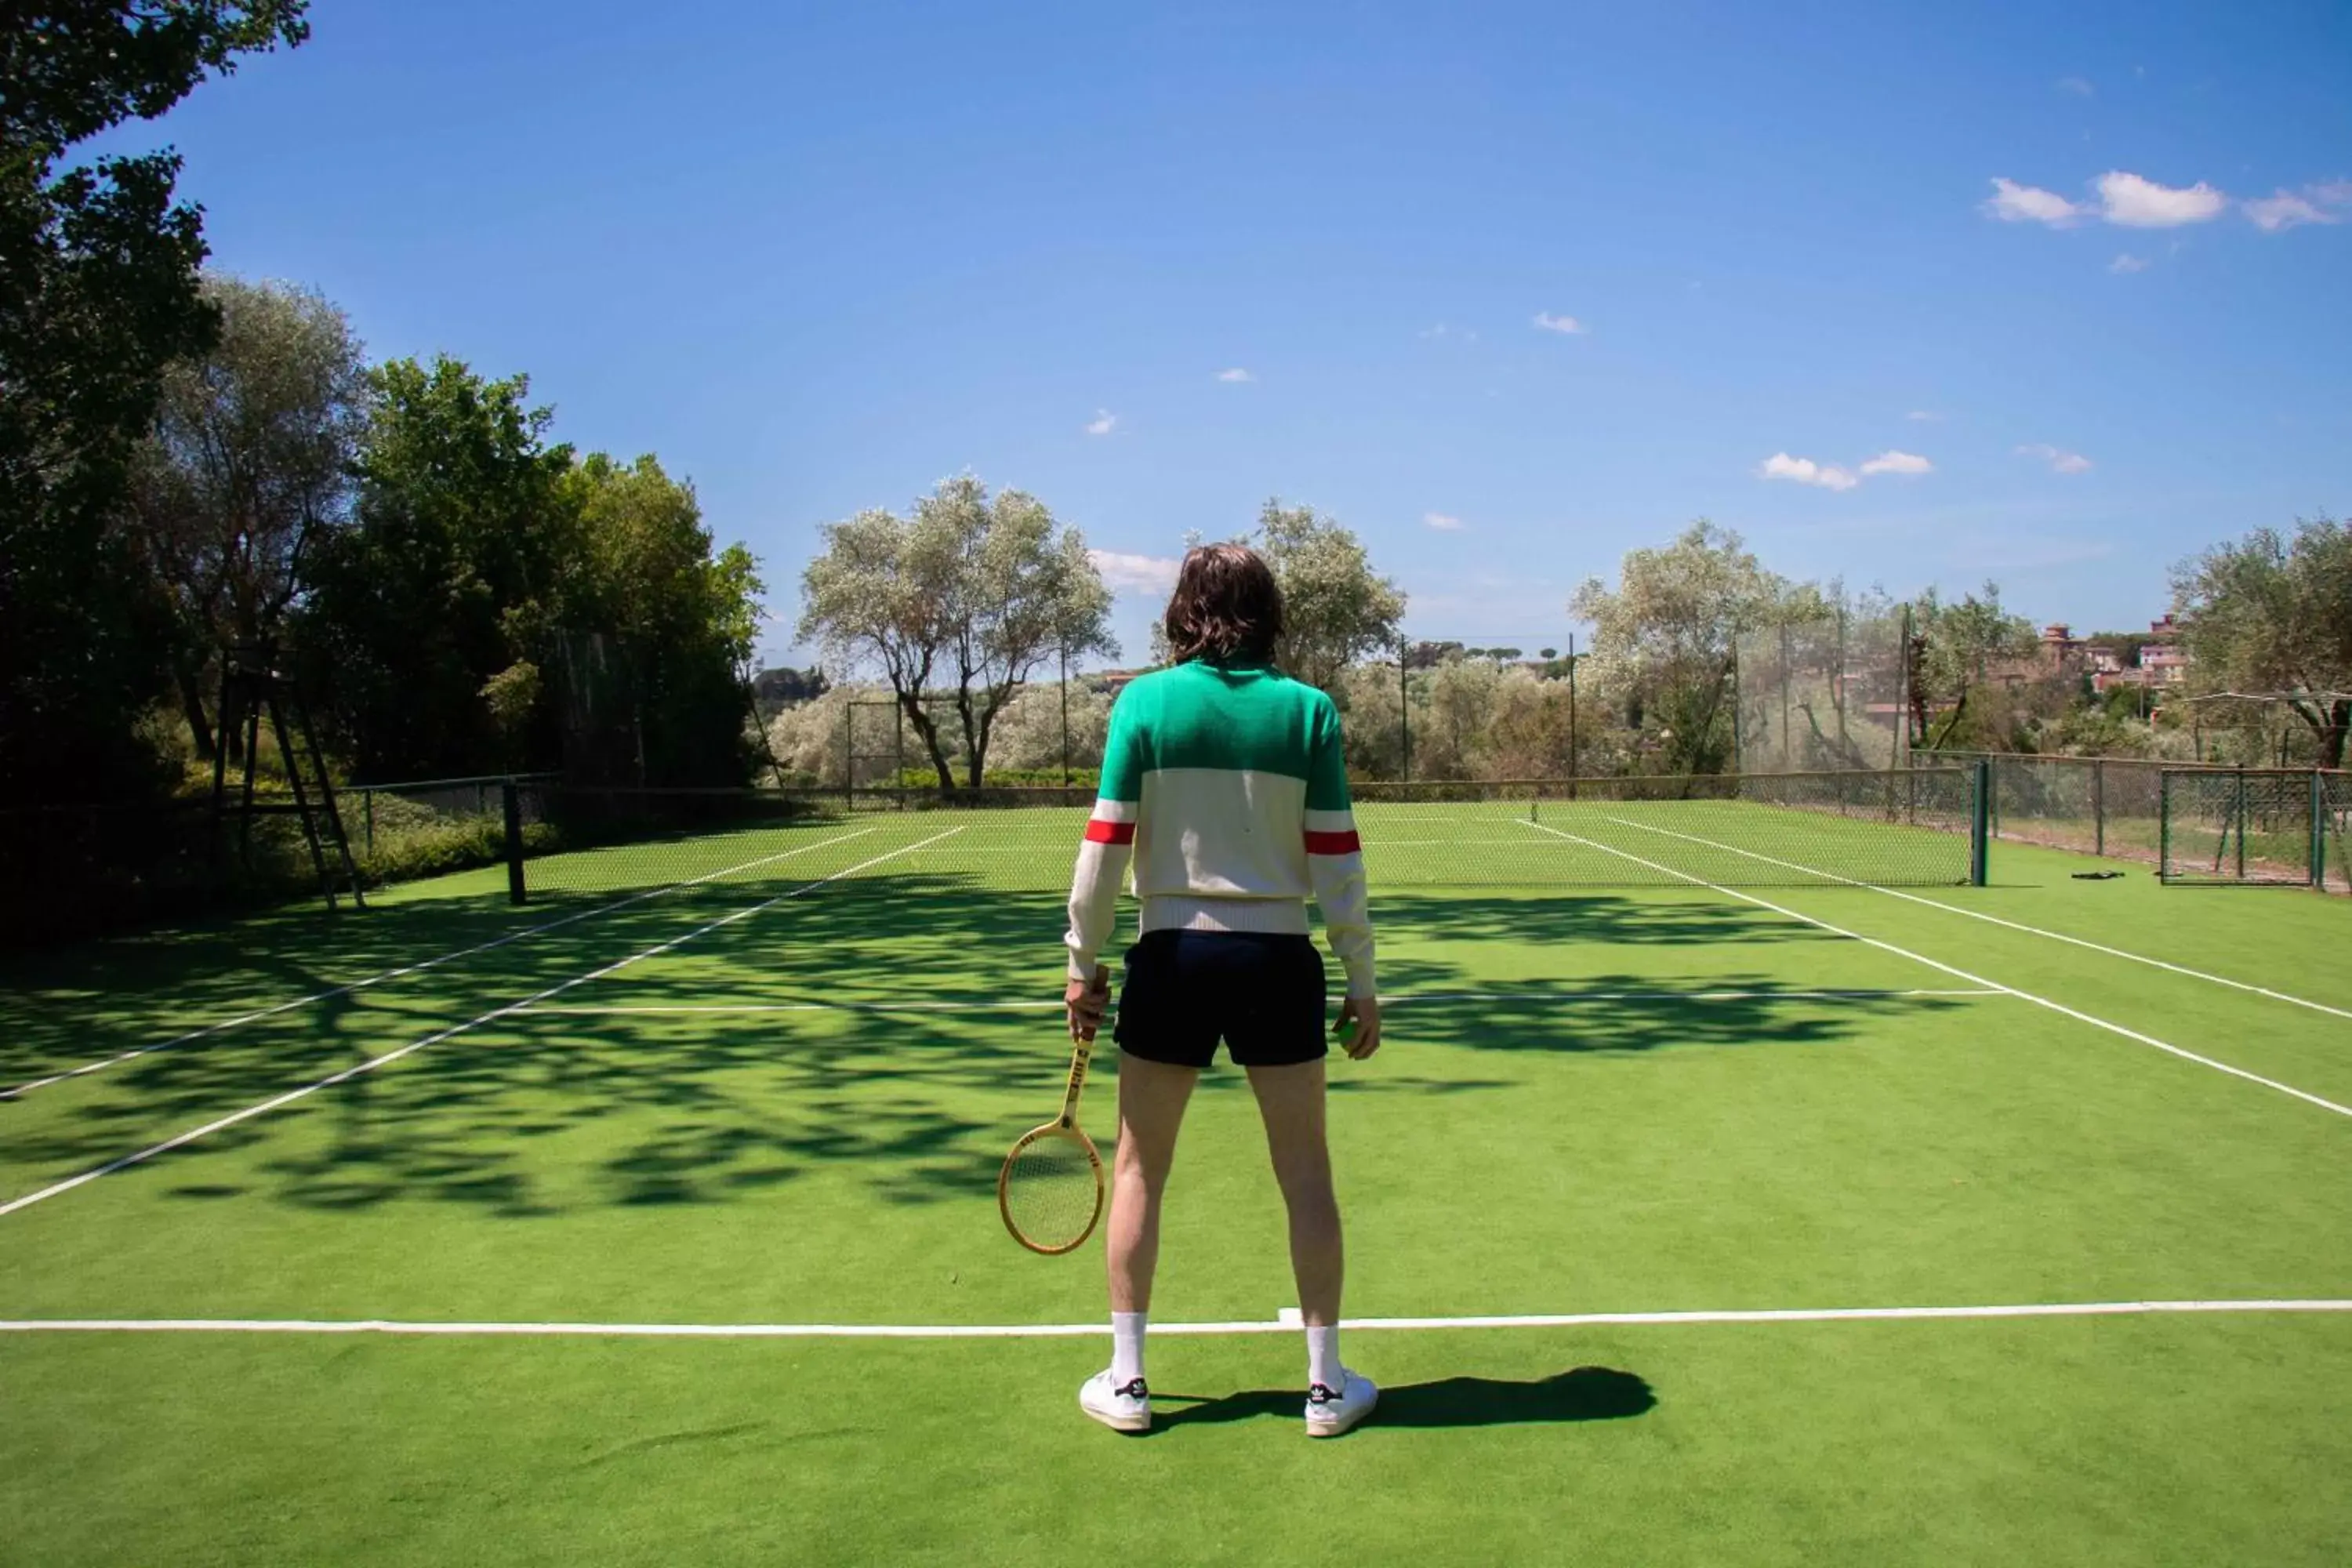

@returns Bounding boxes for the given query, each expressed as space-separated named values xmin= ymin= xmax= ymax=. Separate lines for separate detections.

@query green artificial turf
xmin=2 ymin=811 xmax=2347 ymax=1565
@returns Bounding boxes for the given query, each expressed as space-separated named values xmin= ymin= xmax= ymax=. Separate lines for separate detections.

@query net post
xmin=502 ymin=779 xmax=527 ymax=906
xmin=2313 ymin=770 xmax=2327 ymax=888
xmin=1969 ymin=759 xmax=1991 ymax=886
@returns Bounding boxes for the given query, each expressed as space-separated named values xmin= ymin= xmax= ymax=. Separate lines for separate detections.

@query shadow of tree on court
xmin=0 ymin=887 xmax=545 ymax=1085
xmin=4 ymin=873 xmax=1962 ymax=1221
xmin=1147 ymin=1367 xmax=1657 ymax=1433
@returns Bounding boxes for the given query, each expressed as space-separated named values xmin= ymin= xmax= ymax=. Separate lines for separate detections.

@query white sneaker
xmin=1305 ymin=1370 xmax=1377 ymax=1437
xmin=1079 ymin=1369 xmax=1152 ymax=1433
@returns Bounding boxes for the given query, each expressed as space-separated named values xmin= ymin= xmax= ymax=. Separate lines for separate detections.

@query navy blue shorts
xmin=1112 ymin=931 xmax=1329 ymax=1070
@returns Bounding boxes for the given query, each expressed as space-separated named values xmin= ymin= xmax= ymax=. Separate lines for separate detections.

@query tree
xmin=1569 ymin=520 xmax=1788 ymax=776
xmin=800 ymin=477 xmax=1116 ymax=790
xmin=2173 ymin=516 xmax=2352 ymax=768
xmin=1254 ymin=500 xmax=1406 ymax=692
xmin=0 ymin=2 xmax=309 ymax=805
xmin=562 ymin=453 xmax=765 ymax=785
xmin=131 ymin=274 xmax=366 ymax=758
xmin=296 ymin=356 xmax=575 ymax=779
xmin=753 ymin=666 xmax=831 ymax=714
xmin=1905 ymin=583 xmax=2039 ymax=750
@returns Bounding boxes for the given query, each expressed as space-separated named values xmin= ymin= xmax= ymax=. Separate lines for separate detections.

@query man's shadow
xmin=1147 ymin=1367 xmax=1653 ymax=1434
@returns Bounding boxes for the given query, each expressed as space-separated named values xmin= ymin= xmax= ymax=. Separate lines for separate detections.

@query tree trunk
xmin=176 ymin=664 xmax=216 ymax=761
xmin=2289 ymin=696 xmax=2350 ymax=771
xmin=898 ymin=691 xmax=956 ymax=793
xmin=1929 ymin=687 xmax=1970 ymax=750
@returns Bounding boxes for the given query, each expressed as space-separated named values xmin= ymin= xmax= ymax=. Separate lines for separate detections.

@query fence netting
xmin=1735 ymin=595 xmax=1912 ymax=775
xmin=2160 ymin=769 xmax=2334 ymax=887
xmin=508 ymin=768 xmax=1982 ymax=903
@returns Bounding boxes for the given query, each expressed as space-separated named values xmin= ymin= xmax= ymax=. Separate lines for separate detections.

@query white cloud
xmin=1759 ymin=452 xmax=1860 ymax=492
xmin=2244 ymin=181 xmax=2351 ymax=232
xmin=1983 ymin=177 xmax=2084 ymax=226
xmin=1087 ymin=550 xmax=1181 ymax=596
xmin=1905 ymin=409 xmax=1944 ymax=423
xmin=2108 ymin=252 xmax=2150 ymax=273
xmin=1214 ymin=368 xmax=1255 ymax=383
xmin=1858 ymin=449 xmax=1933 ymax=477
xmin=2017 ymin=443 xmax=2094 ymax=475
xmin=1531 ymin=310 xmax=1588 ymax=335
xmin=2096 ymin=169 xmax=2227 ymax=227
xmin=1418 ymin=323 xmax=1450 ymax=339
xmin=2243 ymin=191 xmax=2328 ymax=231
xmin=1084 ymin=409 xmax=1117 ymax=437
xmin=1422 ymin=512 xmax=1466 ymax=532
xmin=2056 ymin=75 xmax=2096 ymax=96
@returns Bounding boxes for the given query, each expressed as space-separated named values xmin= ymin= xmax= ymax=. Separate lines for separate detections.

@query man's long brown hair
xmin=1162 ymin=543 xmax=1284 ymax=664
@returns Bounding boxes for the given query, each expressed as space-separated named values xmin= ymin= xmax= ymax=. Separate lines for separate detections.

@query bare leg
xmin=1105 ymin=1054 xmax=1199 ymax=1314
xmin=1245 ymin=1059 xmax=1342 ymax=1326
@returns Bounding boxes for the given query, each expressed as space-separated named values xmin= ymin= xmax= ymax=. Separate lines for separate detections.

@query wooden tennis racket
xmin=998 ymin=971 xmax=1109 ymax=1254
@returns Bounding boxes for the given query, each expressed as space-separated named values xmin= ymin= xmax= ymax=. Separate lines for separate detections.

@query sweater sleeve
xmin=1303 ymin=697 xmax=1377 ymax=998
xmin=1064 ymin=691 xmax=1143 ymax=982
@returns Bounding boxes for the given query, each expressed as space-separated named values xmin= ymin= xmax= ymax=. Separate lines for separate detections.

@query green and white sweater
xmin=1064 ymin=659 xmax=1376 ymax=998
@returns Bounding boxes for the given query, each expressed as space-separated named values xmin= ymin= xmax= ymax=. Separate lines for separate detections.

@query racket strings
xmin=1001 ymin=1130 xmax=1102 ymax=1252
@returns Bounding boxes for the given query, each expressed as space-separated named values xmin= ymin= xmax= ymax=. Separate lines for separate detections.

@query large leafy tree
xmin=296 ymin=356 xmax=575 ymax=779
xmin=1904 ymin=582 xmax=2040 ymax=750
xmin=1255 ymin=499 xmax=1406 ymax=693
xmin=131 ymin=274 xmax=366 ymax=758
xmin=561 ymin=453 xmax=765 ymax=785
xmin=800 ymin=477 xmax=1115 ymax=790
xmin=0 ymin=2 xmax=308 ymax=805
xmin=1570 ymin=520 xmax=1788 ymax=776
xmin=2173 ymin=516 xmax=2352 ymax=768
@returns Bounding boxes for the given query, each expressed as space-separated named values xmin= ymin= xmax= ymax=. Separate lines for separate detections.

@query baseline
xmin=3 ymin=1298 xmax=2347 ymax=1339
xmin=2 ymin=826 xmax=880 ymax=1101
xmin=1598 ymin=815 xmax=2352 ymax=1024
xmin=1521 ymin=821 xmax=2352 ymax=1121
xmin=514 ymin=988 xmax=2003 ymax=1017
xmin=0 ymin=829 xmax=960 ymax=1221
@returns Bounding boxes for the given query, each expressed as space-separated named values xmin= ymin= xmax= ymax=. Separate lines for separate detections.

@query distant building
xmin=2090 ymin=615 xmax=2191 ymax=695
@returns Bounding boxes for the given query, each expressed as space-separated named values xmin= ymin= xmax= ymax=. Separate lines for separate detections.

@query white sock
xmin=1306 ymin=1323 xmax=1342 ymax=1391
xmin=1111 ymin=1312 xmax=1147 ymax=1385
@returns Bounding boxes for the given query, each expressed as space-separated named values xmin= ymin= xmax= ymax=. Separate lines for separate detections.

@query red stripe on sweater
xmin=1083 ymin=819 xmax=1137 ymax=845
xmin=1304 ymin=829 xmax=1363 ymax=855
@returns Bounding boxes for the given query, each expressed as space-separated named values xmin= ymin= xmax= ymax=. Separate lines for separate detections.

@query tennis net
xmin=506 ymin=767 xmax=1987 ymax=902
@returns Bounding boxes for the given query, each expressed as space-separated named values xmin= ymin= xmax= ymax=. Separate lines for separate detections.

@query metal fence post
xmin=2098 ymin=761 xmax=2117 ymax=860
xmin=2313 ymin=770 xmax=2327 ymax=888
xmin=1399 ymin=641 xmax=1411 ymax=783
xmin=2235 ymin=769 xmax=2248 ymax=882
xmin=1970 ymin=759 xmax=1991 ymax=886
xmin=502 ymin=779 xmax=526 ymax=906
xmin=1566 ymin=634 xmax=1579 ymax=800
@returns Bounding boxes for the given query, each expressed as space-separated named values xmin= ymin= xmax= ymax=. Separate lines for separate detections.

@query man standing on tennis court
xmin=1062 ymin=543 xmax=1381 ymax=1437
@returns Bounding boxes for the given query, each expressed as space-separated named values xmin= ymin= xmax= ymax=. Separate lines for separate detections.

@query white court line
xmin=514 ymin=988 xmax=2002 ymax=1017
xmin=1523 ymin=820 xmax=2352 ymax=1121
xmin=0 ymin=829 xmax=963 ymax=1221
xmin=2 ymin=1298 xmax=2346 ymax=1339
xmin=1595 ymin=815 xmax=2352 ymax=1025
xmin=0 ymin=827 xmax=880 ymax=1101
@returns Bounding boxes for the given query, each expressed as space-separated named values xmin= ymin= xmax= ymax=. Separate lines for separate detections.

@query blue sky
xmin=102 ymin=0 xmax=2352 ymax=668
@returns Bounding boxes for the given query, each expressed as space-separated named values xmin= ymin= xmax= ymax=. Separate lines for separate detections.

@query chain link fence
xmin=1917 ymin=750 xmax=2349 ymax=892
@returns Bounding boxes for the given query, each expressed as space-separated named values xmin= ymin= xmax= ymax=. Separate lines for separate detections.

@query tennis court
xmin=2 ymin=789 xmax=2348 ymax=1566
